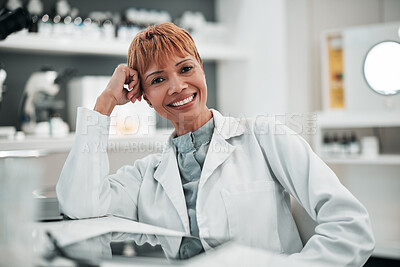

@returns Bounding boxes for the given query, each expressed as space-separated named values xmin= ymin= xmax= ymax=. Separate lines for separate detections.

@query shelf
xmin=317 ymin=111 xmax=400 ymax=128
xmin=322 ymin=155 xmax=400 ymax=165
xmin=0 ymin=33 xmax=248 ymax=61
xmin=0 ymin=129 xmax=172 ymax=153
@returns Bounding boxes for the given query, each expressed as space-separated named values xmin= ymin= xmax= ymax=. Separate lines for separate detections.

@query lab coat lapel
xmin=201 ymin=110 xmax=245 ymax=184
xmin=153 ymin=140 xmax=190 ymax=234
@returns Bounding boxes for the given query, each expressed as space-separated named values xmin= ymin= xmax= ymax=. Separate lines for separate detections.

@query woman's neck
xmin=172 ymin=109 xmax=213 ymax=136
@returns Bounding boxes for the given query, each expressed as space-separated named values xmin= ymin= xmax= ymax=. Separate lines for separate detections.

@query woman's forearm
xmin=56 ymin=107 xmax=112 ymax=218
xmin=94 ymin=92 xmax=117 ymax=116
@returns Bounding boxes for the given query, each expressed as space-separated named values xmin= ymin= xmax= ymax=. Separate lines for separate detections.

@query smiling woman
xmin=127 ymin=23 xmax=211 ymax=135
xmin=56 ymin=22 xmax=375 ymax=265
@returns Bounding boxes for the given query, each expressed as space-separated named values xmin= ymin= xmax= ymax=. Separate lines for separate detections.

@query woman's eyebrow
xmin=145 ymin=70 xmax=164 ymax=81
xmin=145 ymin=59 xmax=193 ymax=81
xmin=176 ymin=59 xmax=192 ymax=66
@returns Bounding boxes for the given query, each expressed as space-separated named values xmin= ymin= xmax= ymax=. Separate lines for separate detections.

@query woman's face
xmin=141 ymin=54 xmax=209 ymax=128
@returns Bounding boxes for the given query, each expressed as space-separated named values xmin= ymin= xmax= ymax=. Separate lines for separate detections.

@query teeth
xmin=171 ymin=94 xmax=195 ymax=107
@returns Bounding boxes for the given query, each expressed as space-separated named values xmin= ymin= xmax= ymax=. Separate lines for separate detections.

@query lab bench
xmin=0 ymin=131 xmax=171 ymax=187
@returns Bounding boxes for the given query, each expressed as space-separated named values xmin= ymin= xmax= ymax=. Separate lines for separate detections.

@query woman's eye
xmin=151 ymin=77 xmax=164 ymax=85
xmin=181 ymin=66 xmax=193 ymax=73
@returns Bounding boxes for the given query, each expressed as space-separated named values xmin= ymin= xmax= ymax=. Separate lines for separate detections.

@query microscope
xmin=0 ymin=65 xmax=6 ymax=109
xmin=21 ymin=68 xmax=70 ymax=136
xmin=0 ymin=7 xmax=32 ymax=40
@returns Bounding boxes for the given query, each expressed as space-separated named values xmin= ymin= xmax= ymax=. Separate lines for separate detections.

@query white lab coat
xmin=56 ymin=108 xmax=375 ymax=266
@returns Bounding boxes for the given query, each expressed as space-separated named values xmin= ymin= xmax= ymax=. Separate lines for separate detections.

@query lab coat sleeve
xmin=254 ymin=118 xmax=375 ymax=266
xmin=56 ymin=107 xmax=143 ymax=219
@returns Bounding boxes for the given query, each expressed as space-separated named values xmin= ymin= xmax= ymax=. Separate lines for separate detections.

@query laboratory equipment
xmin=26 ymin=0 xmax=44 ymax=33
xmin=0 ymin=7 xmax=32 ymax=40
xmin=0 ymin=64 xmax=6 ymax=108
xmin=20 ymin=68 xmax=69 ymax=136
xmin=361 ymin=136 xmax=380 ymax=158
xmin=321 ymin=132 xmax=361 ymax=157
xmin=0 ymin=150 xmax=42 ymax=267
xmin=32 ymin=186 xmax=62 ymax=221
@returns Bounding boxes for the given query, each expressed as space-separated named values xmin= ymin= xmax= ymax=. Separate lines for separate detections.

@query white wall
xmin=286 ymin=0 xmax=311 ymax=114
xmin=216 ymin=0 xmax=288 ymax=117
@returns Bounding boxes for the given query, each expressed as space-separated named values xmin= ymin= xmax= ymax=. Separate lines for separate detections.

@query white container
xmin=0 ymin=126 xmax=16 ymax=140
xmin=67 ymin=76 xmax=156 ymax=136
xmin=0 ymin=155 xmax=42 ymax=266
xmin=361 ymin=136 xmax=380 ymax=157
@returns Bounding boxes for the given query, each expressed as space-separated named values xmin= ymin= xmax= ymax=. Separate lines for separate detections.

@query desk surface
xmin=33 ymin=216 xmax=324 ymax=267
xmin=34 ymin=215 xmax=185 ymax=247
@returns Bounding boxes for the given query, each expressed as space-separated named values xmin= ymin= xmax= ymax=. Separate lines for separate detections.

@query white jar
xmin=361 ymin=136 xmax=379 ymax=157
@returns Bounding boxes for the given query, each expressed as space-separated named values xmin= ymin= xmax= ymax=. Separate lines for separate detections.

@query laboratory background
xmin=0 ymin=0 xmax=400 ymax=266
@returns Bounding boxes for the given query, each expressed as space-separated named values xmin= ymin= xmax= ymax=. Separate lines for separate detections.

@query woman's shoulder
xmin=134 ymin=153 xmax=162 ymax=168
xmin=213 ymin=109 xmax=291 ymax=133
xmin=214 ymin=111 xmax=293 ymax=137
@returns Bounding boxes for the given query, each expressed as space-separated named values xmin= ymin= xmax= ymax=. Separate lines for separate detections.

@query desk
xmin=33 ymin=215 xmax=185 ymax=247
xmin=30 ymin=216 xmax=324 ymax=267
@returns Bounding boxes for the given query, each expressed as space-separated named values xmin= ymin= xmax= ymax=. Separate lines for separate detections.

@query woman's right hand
xmin=94 ymin=65 xmax=141 ymax=116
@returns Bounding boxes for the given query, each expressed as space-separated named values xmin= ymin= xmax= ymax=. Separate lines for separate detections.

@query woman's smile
xmin=168 ymin=93 xmax=197 ymax=109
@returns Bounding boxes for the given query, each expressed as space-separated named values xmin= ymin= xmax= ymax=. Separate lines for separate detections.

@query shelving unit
xmin=313 ymin=111 xmax=400 ymax=259
xmin=0 ymin=32 xmax=248 ymax=61
xmin=317 ymin=22 xmax=400 ymax=260
xmin=313 ymin=110 xmax=400 ymax=157
xmin=322 ymin=155 xmax=400 ymax=165
xmin=316 ymin=111 xmax=400 ymax=128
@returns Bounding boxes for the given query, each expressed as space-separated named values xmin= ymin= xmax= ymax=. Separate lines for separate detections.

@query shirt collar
xmin=172 ymin=117 xmax=215 ymax=153
xmin=161 ymin=109 xmax=246 ymax=159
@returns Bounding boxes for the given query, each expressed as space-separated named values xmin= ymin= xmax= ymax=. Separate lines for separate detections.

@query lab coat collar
xmin=199 ymin=109 xmax=245 ymax=182
xmin=153 ymin=109 xmax=245 ymax=234
xmin=210 ymin=109 xmax=245 ymax=140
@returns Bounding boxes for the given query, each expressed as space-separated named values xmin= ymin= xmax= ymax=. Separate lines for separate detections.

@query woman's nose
xmin=168 ymin=74 xmax=187 ymax=95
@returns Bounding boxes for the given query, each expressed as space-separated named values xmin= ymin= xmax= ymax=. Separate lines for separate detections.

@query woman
xmin=57 ymin=22 xmax=374 ymax=265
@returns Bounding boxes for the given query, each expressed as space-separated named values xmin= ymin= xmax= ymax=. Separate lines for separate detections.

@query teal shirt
xmin=172 ymin=117 xmax=214 ymax=259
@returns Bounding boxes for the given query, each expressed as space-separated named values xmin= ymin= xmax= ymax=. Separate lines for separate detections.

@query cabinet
xmin=320 ymin=22 xmax=400 ymax=113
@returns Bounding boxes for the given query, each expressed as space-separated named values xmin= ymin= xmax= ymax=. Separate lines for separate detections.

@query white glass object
xmin=0 ymin=153 xmax=42 ymax=266
xmin=363 ymin=41 xmax=400 ymax=95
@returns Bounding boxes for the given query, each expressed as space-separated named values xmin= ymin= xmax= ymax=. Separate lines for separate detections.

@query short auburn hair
xmin=127 ymin=22 xmax=202 ymax=84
